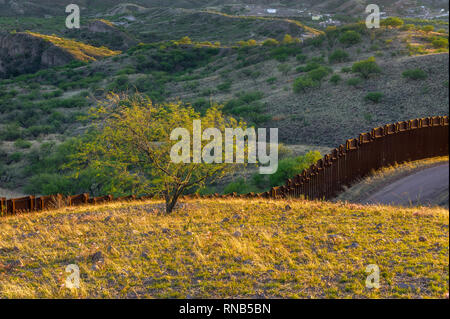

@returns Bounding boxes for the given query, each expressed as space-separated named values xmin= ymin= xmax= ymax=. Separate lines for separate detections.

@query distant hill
xmin=0 ymin=0 xmax=448 ymax=16
xmin=0 ymin=31 xmax=120 ymax=78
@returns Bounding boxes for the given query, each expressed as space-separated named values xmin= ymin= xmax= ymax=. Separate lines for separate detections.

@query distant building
xmin=312 ymin=15 xmax=322 ymax=21
xmin=267 ymin=9 xmax=277 ymax=14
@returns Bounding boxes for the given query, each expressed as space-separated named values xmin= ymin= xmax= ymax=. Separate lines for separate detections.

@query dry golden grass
xmin=0 ymin=198 xmax=448 ymax=299
xmin=26 ymin=31 xmax=121 ymax=62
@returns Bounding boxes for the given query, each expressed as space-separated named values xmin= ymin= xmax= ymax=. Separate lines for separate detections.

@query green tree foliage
xmin=68 ymin=93 xmax=243 ymax=213
xmin=422 ymin=25 xmax=435 ymax=33
xmin=402 ymin=68 xmax=427 ymax=80
xmin=432 ymin=37 xmax=448 ymax=48
xmin=268 ymin=151 xmax=322 ymax=187
xmin=329 ymin=49 xmax=349 ymax=63
xmin=381 ymin=17 xmax=404 ymax=27
xmin=339 ymin=31 xmax=362 ymax=46
xmin=365 ymin=92 xmax=384 ymax=103
xmin=293 ymin=76 xmax=319 ymax=93
xmin=351 ymin=57 xmax=381 ymax=78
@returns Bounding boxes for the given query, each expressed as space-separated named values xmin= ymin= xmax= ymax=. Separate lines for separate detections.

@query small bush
xmin=329 ymin=49 xmax=349 ymax=63
xmin=381 ymin=17 xmax=404 ymax=27
xmin=402 ymin=68 xmax=427 ymax=80
xmin=263 ymin=38 xmax=279 ymax=46
xmin=296 ymin=54 xmax=307 ymax=63
xmin=266 ymin=77 xmax=277 ymax=84
xmin=347 ymin=77 xmax=363 ymax=87
xmin=329 ymin=74 xmax=342 ymax=84
xmin=432 ymin=37 xmax=448 ymax=49
xmin=339 ymin=31 xmax=362 ymax=46
xmin=297 ymin=62 xmax=320 ymax=73
xmin=365 ymin=92 xmax=383 ymax=103
xmin=217 ymin=81 xmax=232 ymax=92
xmin=307 ymin=66 xmax=332 ymax=82
xmin=293 ymin=76 xmax=319 ymax=93
xmin=422 ymin=25 xmax=435 ymax=33
xmin=351 ymin=57 xmax=381 ymax=78
xmin=14 ymin=139 xmax=32 ymax=149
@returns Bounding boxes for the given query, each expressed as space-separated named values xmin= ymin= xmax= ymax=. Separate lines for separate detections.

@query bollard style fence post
xmin=0 ymin=197 xmax=5 ymax=216
xmin=1 ymin=116 xmax=448 ymax=216
xmin=280 ymin=115 xmax=448 ymax=202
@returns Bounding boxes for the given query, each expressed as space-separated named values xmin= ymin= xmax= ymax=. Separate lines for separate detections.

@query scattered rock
xmin=419 ymin=236 xmax=427 ymax=242
xmin=103 ymin=216 xmax=112 ymax=222
xmin=345 ymin=242 xmax=359 ymax=249
xmin=284 ymin=205 xmax=292 ymax=211
xmin=141 ymin=252 xmax=150 ymax=260
xmin=233 ymin=214 xmax=242 ymax=220
xmin=161 ymin=228 xmax=170 ymax=234
xmin=186 ymin=231 xmax=193 ymax=236
xmin=6 ymin=259 xmax=24 ymax=270
xmin=221 ymin=217 xmax=230 ymax=223
xmin=90 ymin=251 xmax=105 ymax=264
xmin=397 ymin=283 xmax=415 ymax=290
xmin=272 ymin=232 xmax=279 ymax=238
xmin=0 ymin=246 xmax=19 ymax=254
xmin=233 ymin=231 xmax=242 ymax=238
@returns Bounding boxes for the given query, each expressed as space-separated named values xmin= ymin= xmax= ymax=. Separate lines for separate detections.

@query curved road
xmin=364 ymin=162 xmax=449 ymax=207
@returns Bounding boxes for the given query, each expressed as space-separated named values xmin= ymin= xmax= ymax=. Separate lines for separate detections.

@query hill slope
xmin=0 ymin=198 xmax=448 ymax=298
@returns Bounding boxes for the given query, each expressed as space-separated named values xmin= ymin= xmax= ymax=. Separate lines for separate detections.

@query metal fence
xmin=1 ymin=116 xmax=448 ymax=216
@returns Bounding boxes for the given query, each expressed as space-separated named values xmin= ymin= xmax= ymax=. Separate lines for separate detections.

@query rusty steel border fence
xmin=0 ymin=116 xmax=448 ymax=217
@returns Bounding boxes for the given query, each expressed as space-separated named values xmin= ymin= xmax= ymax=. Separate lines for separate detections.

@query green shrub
xmin=432 ymin=37 xmax=448 ymax=48
xmin=268 ymin=151 xmax=322 ymax=187
xmin=217 ymin=80 xmax=232 ymax=92
xmin=381 ymin=17 xmax=404 ymax=27
xmin=266 ymin=77 xmax=277 ymax=84
xmin=8 ymin=152 xmax=23 ymax=163
xmin=401 ymin=24 xmax=415 ymax=31
xmin=277 ymin=63 xmax=291 ymax=75
xmin=351 ymin=57 xmax=381 ymax=78
xmin=422 ymin=25 xmax=435 ymax=33
xmin=296 ymin=62 xmax=321 ymax=72
xmin=402 ymin=68 xmax=427 ymax=80
xmin=223 ymin=178 xmax=255 ymax=195
xmin=329 ymin=49 xmax=349 ymax=63
xmin=296 ymin=54 xmax=307 ymax=63
xmin=339 ymin=31 xmax=362 ymax=46
xmin=365 ymin=92 xmax=383 ymax=103
xmin=263 ymin=38 xmax=279 ymax=46
xmin=270 ymin=45 xmax=299 ymax=61
xmin=307 ymin=66 xmax=332 ymax=82
xmin=347 ymin=77 xmax=363 ymax=86
xmin=293 ymin=76 xmax=319 ymax=93
xmin=341 ymin=66 xmax=352 ymax=73
xmin=14 ymin=139 xmax=32 ymax=149
xmin=329 ymin=74 xmax=342 ymax=84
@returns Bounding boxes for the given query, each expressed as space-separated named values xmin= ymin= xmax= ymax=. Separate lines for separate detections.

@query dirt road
xmin=364 ymin=162 xmax=449 ymax=207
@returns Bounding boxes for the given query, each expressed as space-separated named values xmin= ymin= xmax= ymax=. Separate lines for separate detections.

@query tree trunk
xmin=164 ymin=188 xmax=183 ymax=214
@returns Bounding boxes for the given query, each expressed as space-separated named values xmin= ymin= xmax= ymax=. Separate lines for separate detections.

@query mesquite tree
xmin=70 ymin=93 xmax=245 ymax=213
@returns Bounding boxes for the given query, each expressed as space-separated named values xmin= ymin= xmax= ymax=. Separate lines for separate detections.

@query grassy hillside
xmin=26 ymin=32 xmax=121 ymax=62
xmin=0 ymin=198 xmax=448 ymax=298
